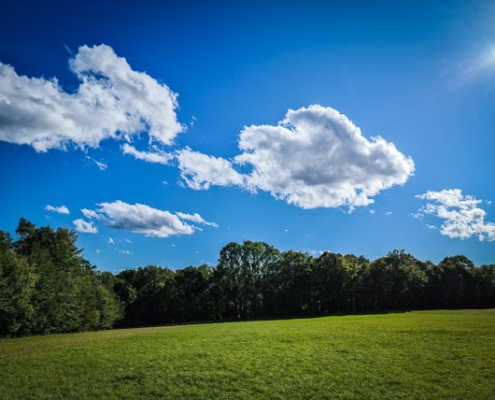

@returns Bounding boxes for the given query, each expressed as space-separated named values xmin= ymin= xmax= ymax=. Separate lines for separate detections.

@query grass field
xmin=1 ymin=310 xmax=494 ymax=399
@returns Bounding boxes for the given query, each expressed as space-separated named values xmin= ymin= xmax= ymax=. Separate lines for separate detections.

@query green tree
xmin=264 ymin=250 xmax=314 ymax=317
xmin=215 ymin=241 xmax=280 ymax=319
xmin=383 ymin=250 xmax=429 ymax=310
xmin=473 ymin=264 xmax=495 ymax=308
xmin=359 ymin=256 xmax=394 ymax=311
xmin=310 ymin=252 xmax=355 ymax=314
xmin=3 ymin=219 xmax=122 ymax=336
xmin=437 ymin=255 xmax=476 ymax=309
xmin=174 ymin=265 xmax=213 ymax=322
xmin=117 ymin=266 xmax=176 ymax=326
xmin=0 ymin=230 xmax=37 ymax=336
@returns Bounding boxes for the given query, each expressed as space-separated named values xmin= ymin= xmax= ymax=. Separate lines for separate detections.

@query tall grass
xmin=1 ymin=310 xmax=494 ymax=399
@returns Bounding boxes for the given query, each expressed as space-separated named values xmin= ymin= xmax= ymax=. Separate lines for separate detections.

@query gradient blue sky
xmin=1 ymin=0 xmax=495 ymax=272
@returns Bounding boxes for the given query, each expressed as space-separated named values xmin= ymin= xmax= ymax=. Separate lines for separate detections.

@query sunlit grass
xmin=1 ymin=310 xmax=494 ymax=399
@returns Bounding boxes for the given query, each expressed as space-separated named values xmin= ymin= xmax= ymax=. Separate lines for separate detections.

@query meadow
xmin=1 ymin=310 xmax=494 ymax=399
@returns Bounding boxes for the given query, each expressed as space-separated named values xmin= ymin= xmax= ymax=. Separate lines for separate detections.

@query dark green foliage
xmin=0 ymin=220 xmax=122 ymax=337
xmin=117 ymin=265 xmax=177 ymax=326
xmin=2 ymin=220 xmax=495 ymax=336
xmin=0 ymin=231 xmax=36 ymax=336
xmin=264 ymin=250 xmax=313 ymax=317
xmin=173 ymin=265 xmax=213 ymax=322
xmin=214 ymin=241 xmax=281 ymax=319
xmin=473 ymin=264 xmax=495 ymax=308
xmin=116 ymin=243 xmax=495 ymax=328
xmin=436 ymin=255 xmax=476 ymax=309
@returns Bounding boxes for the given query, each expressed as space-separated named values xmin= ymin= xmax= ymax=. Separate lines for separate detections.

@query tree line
xmin=1 ymin=219 xmax=495 ymax=337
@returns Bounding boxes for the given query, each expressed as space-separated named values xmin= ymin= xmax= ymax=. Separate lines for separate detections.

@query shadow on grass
xmin=115 ymin=309 xmax=412 ymax=331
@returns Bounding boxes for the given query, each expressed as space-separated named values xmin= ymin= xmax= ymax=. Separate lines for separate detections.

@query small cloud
xmin=176 ymin=147 xmax=245 ymax=190
xmin=176 ymin=211 xmax=219 ymax=228
xmin=108 ymin=237 xmax=115 ymax=245
xmin=80 ymin=200 xmax=217 ymax=238
xmin=85 ymin=156 xmax=108 ymax=171
xmin=119 ymin=250 xmax=132 ymax=255
xmin=121 ymin=143 xmax=173 ymax=165
xmin=369 ymin=209 xmax=376 ymax=215
xmin=82 ymin=208 xmax=99 ymax=219
xmin=96 ymin=249 xmax=100 ymax=254
xmin=73 ymin=219 xmax=97 ymax=234
xmin=45 ymin=204 xmax=70 ymax=214
xmin=385 ymin=211 xmax=393 ymax=216
xmin=416 ymin=189 xmax=495 ymax=241
xmin=64 ymin=44 xmax=74 ymax=56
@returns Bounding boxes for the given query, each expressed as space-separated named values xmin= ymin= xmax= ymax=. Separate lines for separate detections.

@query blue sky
xmin=1 ymin=0 xmax=495 ymax=272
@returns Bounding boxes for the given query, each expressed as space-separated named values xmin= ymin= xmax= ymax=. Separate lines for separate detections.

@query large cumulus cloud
xmin=178 ymin=105 xmax=415 ymax=209
xmin=0 ymin=44 xmax=183 ymax=152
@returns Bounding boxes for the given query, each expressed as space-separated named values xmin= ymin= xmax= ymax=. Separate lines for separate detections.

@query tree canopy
xmin=0 ymin=220 xmax=122 ymax=337
xmin=1 ymin=219 xmax=494 ymax=337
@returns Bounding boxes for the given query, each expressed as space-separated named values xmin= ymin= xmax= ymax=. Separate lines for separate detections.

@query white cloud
xmin=94 ymin=160 xmax=108 ymax=171
xmin=80 ymin=200 xmax=217 ymax=238
xmin=0 ymin=44 xmax=184 ymax=152
xmin=107 ymin=237 xmax=115 ymax=245
xmin=86 ymin=156 xmax=108 ymax=170
xmin=73 ymin=218 xmax=98 ymax=233
xmin=82 ymin=208 xmax=99 ymax=219
xmin=416 ymin=189 xmax=495 ymax=241
xmin=45 ymin=204 xmax=70 ymax=214
xmin=122 ymin=143 xmax=172 ymax=165
xmin=176 ymin=212 xmax=219 ymax=227
xmin=177 ymin=105 xmax=414 ymax=209
xmin=176 ymin=147 xmax=246 ymax=189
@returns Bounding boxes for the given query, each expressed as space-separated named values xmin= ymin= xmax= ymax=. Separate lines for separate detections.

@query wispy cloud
xmin=45 ymin=204 xmax=70 ymax=214
xmin=0 ymin=44 xmax=183 ymax=152
xmin=77 ymin=200 xmax=217 ymax=238
xmin=122 ymin=143 xmax=173 ymax=165
xmin=178 ymin=105 xmax=414 ymax=210
xmin=416 ymin=189 xmax=495 ymax=241
xmin=86 ymin=156 xmax=108 ymax=171
xmin=176 ymin=212 xmax=219 ymax=227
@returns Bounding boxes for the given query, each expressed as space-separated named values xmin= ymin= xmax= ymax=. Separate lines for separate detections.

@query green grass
xmin=1 ymin=310 xmax=495 ymax=399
